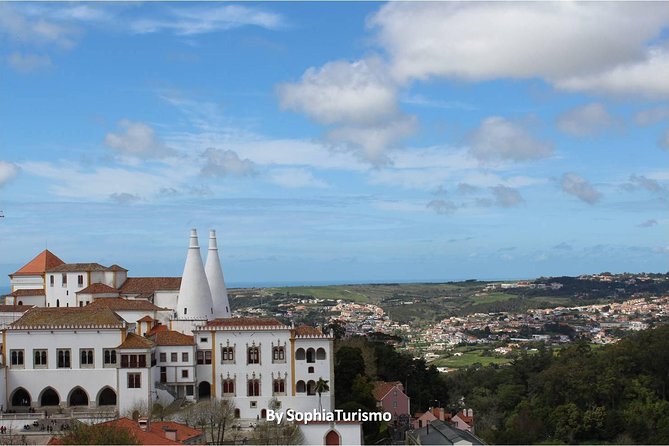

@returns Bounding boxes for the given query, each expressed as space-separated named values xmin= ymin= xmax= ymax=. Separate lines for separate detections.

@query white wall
xmin=10 ymin=275 xmax=44 ymax=291
xmin=45 ymin=272 xmax=90 ymax=307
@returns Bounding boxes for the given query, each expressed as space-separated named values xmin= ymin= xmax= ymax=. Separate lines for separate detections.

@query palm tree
xmin=315 ymin=378 xmax=330 ymax=411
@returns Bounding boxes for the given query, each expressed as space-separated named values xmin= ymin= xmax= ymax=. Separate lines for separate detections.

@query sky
xmin=0 ymin=2 xmax=668 ymax=287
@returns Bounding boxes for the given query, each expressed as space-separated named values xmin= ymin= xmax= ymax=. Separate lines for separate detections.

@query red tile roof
xmin=12 ymin=250 xmax=64 ymax=276
xmin=295 ymin=325 xmax=323 ymax=336
xmin=47 ymin=263 xmax=113 ymax=273
xmin=88 ymin=297 xmax=165 ymax=311
xmin=145 ymin=323 xmax=168 ymax=337
xmin=373 ymin=381 xmax=403 ymax=401
xmin=137 ymin=315 xmax=155 ymax=322
xmin=206 ymin=317 xmax=287 ymax=328
xmin=77 ymin=283 xmax=119 ymax=294
xmin=119 ymin=277 xmax=181 ymax=295
xmin=96 ymin=417 xmax=204 ymax=445
xmin=109 ymin=264 xmax=128 ymax=272
xmin=0 ymin=305 xmax=34 ymax=313
xmin=118 ymin=333 xmax=155 ymax=349
xmin=152 ymin=330 xmax=194 ymax=346
xmin=10 ymin=307 xmax=125 ymax=329
xmin=11 ymin=289 xmax=45 ymax=297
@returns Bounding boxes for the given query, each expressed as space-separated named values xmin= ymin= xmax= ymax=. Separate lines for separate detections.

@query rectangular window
xmin=182 ymin=352 xmax=189 ymax=362
xmin=171 ymin=352 xmax=178 ymax=362
xmin=34 ymin=349 xmax=48 ymax=368
xmin=221 ymin=347 xmax=234 ymax=363
xmin=247 ymin=346 xmax=259 ymax=365
xmin=10 ymin=349 xmax=24 ymax=367
xmin=57 ymin=349 xmax=71 ymax=368
xmin=181 ymin=369 xmax=189 ymax=378
xmin=160 ymin=367 xmax=167 ymax=383
xmin=77 ymin=275 xmax=84 ymax=287
xmin=186 ymin=385 xmax=194 ymax=396
xmin=160 ymin=352 xmax=166 ymax=363
xmin=199 ymin=337 xmax=208 ymax=343
xmin=222 ymin=379 xmax=235 ymax=396
xmin=197 ymin=350 xmax=212 ymax=365
xmin=50 ymin=275 xmax=54 ymax=287
xmin=128 ymin=373 xmax=141 ymax=389
xmin=273 ymin=379 xmax=286 ymax=395
xmin=247 ymin=379 xmax=260 ymax=397
xmin=120 ymin=354 xmax=146 ymax=368
xmin=61 ymin=274 xmax=67 ymax=287
xmin=80 ymin=349 xmax=94 ymax=367
xmin=103 ymin=349 xmax=117 ymax=367
xmin=272 ymin=347 xmax=285 ymax=363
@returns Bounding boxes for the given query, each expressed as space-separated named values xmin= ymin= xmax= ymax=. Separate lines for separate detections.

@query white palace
xmin=0 ymin=230 xmax=360 ymax=445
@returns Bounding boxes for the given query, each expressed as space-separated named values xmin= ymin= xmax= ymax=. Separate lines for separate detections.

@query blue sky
xmin=0 ymin=2 xmax=668 ymax=286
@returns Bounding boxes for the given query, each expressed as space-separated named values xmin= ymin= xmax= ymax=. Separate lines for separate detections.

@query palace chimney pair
xmin=176 ymin=229 xmax=231 ymax=320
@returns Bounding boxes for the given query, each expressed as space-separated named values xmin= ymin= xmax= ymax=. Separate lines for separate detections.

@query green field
xmin=470 ymin=292 xmax=518 ymax=305
xmin=432 ymin=350 xmax=512 ymax=368
xmin=266 ymin=286 xmax=371 ymax=303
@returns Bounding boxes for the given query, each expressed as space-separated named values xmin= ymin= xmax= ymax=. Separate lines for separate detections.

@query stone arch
xmin=325 ymin=430 xmax=341 ymax=445
xmin=68 ymin=387 xmax=89 ymax=406
xmin=10 ymin=387 xmax=31 ymax=407
xmin=39 ymin=387 xmax=61 ymax=406
xmin=316 ymin=347 xmax=326 ymax=360
xmin=296 ymin=380 xmax=306 ymax=393
xmin=306 ymin=348 xmax=315 ymax=363
xmin=97 ymin=387 xmax=117 ymax=406
xmin=295 ymin=348 xmax=305 ymax=360
xmin=198 ymin=381 xmax=211 ymax=399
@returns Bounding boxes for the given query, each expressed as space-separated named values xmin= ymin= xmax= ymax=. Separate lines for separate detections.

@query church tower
xmin=176 ymin=229 xmax=214 ymax=319
xmin=205 ymin=229 xmax=232 ymax=318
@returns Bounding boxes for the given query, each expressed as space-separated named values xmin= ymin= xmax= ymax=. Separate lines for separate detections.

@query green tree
xmin=58 ymin=422 xmax=139 ymax=445
xmin=315 ymin=377 xmax=330 ymax=411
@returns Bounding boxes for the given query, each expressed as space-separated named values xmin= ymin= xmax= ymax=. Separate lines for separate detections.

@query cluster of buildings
xmin=0 ymin=230 xmax=361 ymax=445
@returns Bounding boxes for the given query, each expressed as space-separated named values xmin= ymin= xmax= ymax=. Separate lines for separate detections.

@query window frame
xmin=57 ymin=349 xmax=71 ymax=368
xmin=33 ymin=349 xmax=47 ymax=369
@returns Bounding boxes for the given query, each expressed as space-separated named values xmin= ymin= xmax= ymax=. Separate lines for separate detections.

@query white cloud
xmin=556 ymin=47 xmax=669 ymax=98
xmin=200 ymin=148 xmax=255 ymax=177
xmin=490 ymin=185 xmax=524 ymax=208
xmin=427 ymin=199 xmax=457 ymax=215
xmin=105 ymin=120 xmax=176 ymax=159
xmin=0 ymin=161 xmax=20 ymax=187
xmin=469 ymin=117 xmax=553 ymax=162
xmin=623 ymin=174 xmax=663 ymax=193
xmin=7 ymin=52 xmax=52 ymax=73
xmin=638 ymin=219 xmax=658 ymax=228
xmin=368 ymin=2 xmax=669 ymax=97
xmin=556 ymin=103 xmax=616 ymax=137
xmin=635 ymin=106 xmax=669 ymax=126
xmin=268 ymin=168 xmax=328 ymax=189
xmin=130 ymin=5 xmax=283 ymax=35
xmin=561 ymin=173 xmax=601 ymax=205
xmin=0 ymin=3 xmax=79 ymax=48
xmin=110 ymin=192 xmax=141 ymax=204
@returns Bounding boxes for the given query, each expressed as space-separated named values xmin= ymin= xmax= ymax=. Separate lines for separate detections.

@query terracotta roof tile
xmin=118 ymin=333 xmax=155 ymax=349
xmin=47 ymin=263 xmax=113 ymax=273
xmin=10 ymin=307 xmax=125 ymax=329
xmin=77 ymin=283 xmax=119 ymax=294
xmin=145 ymin=323 xmax=168 ymax=337
xmin=295 ymin=325 xmax=322 ymax=336
xmin=119 ymin=277 xmax=181 ymax=295
xmin=373 ymin=381 xmax=403 ymax=401
xmin=11 ymin=289 xmax=45 ymax=297
xmin=12 ymin=250 xmax=65 ymax=276
xmin=152 ymin=330 xmax=194 ymax=346
xmin=137 ymin=315 xmax=155 ymax=322
xmin=206 ymin=317 xmax=287 ymax=328
xmin=0 ymin=305 xmax=34 ymax=313
xmin=97 ymin=417 xmax=204 ymax=445
xmin=88 ymin=297 xmax=165 ymax=311
xmin=109 ymin=264 xmax=128 ymax=272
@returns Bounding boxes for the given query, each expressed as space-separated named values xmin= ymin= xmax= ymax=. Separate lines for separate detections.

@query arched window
xmin=260 ymin=409 xmax=267 ymax=419
xmin=40 ymin=387 xmax=60 ymax=406
xmin=247 ymin=379 xmax=260 ymax=397
xmin=307 ymin=380 xmax=316 ymax=395
xmin=222 ymin=379 xmax=235 ymax=396
xmin=306 ymin=348 xmax=315 ymax=363
xmin=295 ymin=348 xmax=305 ymax=360
xmin=273 ymin=379 xmax=286 ymax=395
xmin=316 ymin=348 xmax=326 ymax=360
xmin=272 ymin=346 xmax=285 ymax=362
xmin=98 ymin=387 xmax=117 ymax=406
xmin=11 ymin=388 xmax=31 ymax=407
xmin=325 ymin=430 xmax=341 ymax=446
xmin=234 ymin=409 xmax=240 ymax=418
xmin=296 ymin=380 xmax=306 ymax=393
xmin=69 ymin=387 xmax=89 ymax=406
xmin=247 ymin=346 xmax=260 ymax=365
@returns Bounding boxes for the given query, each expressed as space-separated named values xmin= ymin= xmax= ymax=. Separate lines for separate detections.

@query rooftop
xmin=373 ymin=381 xmax=403 ymax=401
xmin=88 ymin=297 xmax=165 ymax=312
xmin=118 ymin=333 xmax=155 ymax=349
xmin=205 ymin=317 xmax=288 ymax=329
xmin=295 ymin=325 xmax=323 ymax=336
xmin=10 ymin=288 xmax=46 ymax=297
xmin=152 ymin=330 xmax=194 ymax=346
xmin=12 ymin=249 xmax=65 ymax=276
xmin=0 ymin=305 xmax=34 ymax=313
xmin=96 ymin=417 xmax=203 ymax=445
xmin=77 ymin=283 xmax=119 ymax=294
xmin=47 ymin=263 xmax=116 ymax=273
xmin=10 ymin=307 xmax=125 ymax=329
xmin=407 ymin=420 xmax=484 ymax=445
xmin=119 ymin=277 xmax=181 ymax=295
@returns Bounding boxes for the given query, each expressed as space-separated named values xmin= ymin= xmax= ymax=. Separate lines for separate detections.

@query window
xmin=316 ymin=348 xmax=326 ymax=360
xmin=200 ymin=337 xmax=208 ymax=343
xmin=306 ymin=348 xmax=315 ymax=363
xmin=250 ymin=401 xmax=257 ymax=408
xmin=221 ymin=347 xmax=234 ymax=363
xmin=160 ymin=352 xmax=167 ymax=363
xmin=393 ymin=401 xmax=398 ymax=408
xmin=197 ymin=350 xmax=212 ymax=365
xmin=79 ymin=302 xmax=83 ymax=307
xmin=50 ymin=275 xmax=54 ymax=287
xmin=127 ymin=373 xmax=141 ymax=389
xmin=182 ymin=352 xmax=189 ymax=362
xmin=80 ymin=349 xmax=94 ymax=367
xmin=186 ymin=386 xmax=194 ymax=396
xmin=393 ymin=390 xmax=398 ymax=397
xmin=57 ymin=349 xmax=71 ymax=368
xmin=308 ymin=366 xmax=314 ymax=373
xmin=10 ymin=350 xmax=24 ymax=367
xmin=61 ymin=274 xmax=67 ymax=287
xmin=296 ymin=348 xmax=305 ymax=360
xmin=120 ymin=354 xmax=146 ymax=368
xmin=273 ymin=379 xmax=286 ymax=395
xmin=296 ymin=380 xmax=306 ymax=393
xmin=272 ymin=346 xmax=285 ymax=362
xmin=234 ymin=409 xmax=240 ymax=419
xmin=77 ymin=275 xmax=84 ymax=287
xmin=222 ymin=379 xmax=235 ymax=396
xmin=307 ymin=380 xmax=316 ymax=396
xmin=247 ymin=346 xmax=260 ymax=365
xmin=104 ymin=349 xmax=117 ymax=366
xmin=247 ymin=379 xmax=260 ymax=397
xmin=160 ymin=367 xmax=167 ymax=383
xmin=171 ymin=352 xmax=178 ymax=362
xmin=34 ymin=349 xmax=47 ymax=368
xmin=181 ymin=370 xmax=189 ymax=379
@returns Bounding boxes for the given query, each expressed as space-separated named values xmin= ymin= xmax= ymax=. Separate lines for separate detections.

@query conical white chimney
xmin=205 ymin=229 xmax=232 ymax=318
xmin=176 ymin=229 xmax=214 ymax=319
